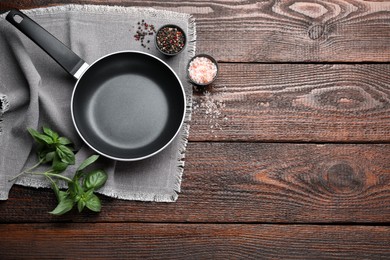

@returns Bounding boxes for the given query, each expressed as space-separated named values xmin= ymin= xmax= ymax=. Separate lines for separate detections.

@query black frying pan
xmin=6 ymin=9 xmax=186 ymax=161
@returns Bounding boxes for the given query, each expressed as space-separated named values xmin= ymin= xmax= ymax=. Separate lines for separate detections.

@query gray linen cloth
xmin=0 ymin=5 xmax=195 ymax=201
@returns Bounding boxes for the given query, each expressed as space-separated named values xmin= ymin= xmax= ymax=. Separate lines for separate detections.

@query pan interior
xmin=72 ymin=52 xmax=185 ymax=160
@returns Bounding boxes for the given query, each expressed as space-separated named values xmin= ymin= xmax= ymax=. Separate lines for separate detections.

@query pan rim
xmin=70 ymin=50 xmax=187 ymax=161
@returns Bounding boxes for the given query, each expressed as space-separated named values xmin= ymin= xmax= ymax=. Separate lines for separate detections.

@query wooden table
xmin=1 ymin=0 xmax=390 ymax=259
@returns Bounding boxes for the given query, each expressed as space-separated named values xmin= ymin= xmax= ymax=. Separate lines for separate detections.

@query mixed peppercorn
xmin=133 ymin=20 xmax=156 ymax=49
xmin=156 ymin=26 xmax=185 ymax=54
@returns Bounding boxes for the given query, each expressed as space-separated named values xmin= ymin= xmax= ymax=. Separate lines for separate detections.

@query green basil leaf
xmin=51 ymin=183 xmax=61 ymax=201
xmin=27 ymin=128 xmax=40 ymax=139
xmin=85 ymin=194 xmax=101 ymax=212
xmin=43 ymin=151 xmax=55 ymax=164
xmin=56 ymin=145 xmax=75 ymax=165
xmin=83 ymin=170 xmax=108 ymax=190
xmin=51 ymin=186 xmax=69 ymax=204
xmin=43 ymin=127 xmax=59 ymax=141
xmin=52 ymin=153 xmax=68 ymax=173
xmin=27 ymin=128 xmax=53 ymax=145
xmin=57 ymin=190 xmax=68 ymax=202
xmin=38 ymin=149 xmax=49 ymax=161
xmin=68 ymin=181 xmax=84 ymax=202
xmin=58 ymin=137 xmax=72 ymax=145
xmin=39 ymin=148 xmax=56 ymax=161
xmin=74 ymin=170 xmax=86 ymax=182
xmin=77 ymin=155 xmax=100 ymax=172
xmin=84 ymin=189 xmax=94 ymax=199
xmin=77 ymin=199 xmax=86 ymax=213
xmin=49 ymin=197 xmax=74 ymax=215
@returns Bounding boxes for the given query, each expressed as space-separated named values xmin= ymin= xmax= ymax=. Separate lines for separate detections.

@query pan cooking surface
xmin=72 ymin=52 xmax=185 ymax=159
xmin=88 ymin=74 xmax=169 ymax=149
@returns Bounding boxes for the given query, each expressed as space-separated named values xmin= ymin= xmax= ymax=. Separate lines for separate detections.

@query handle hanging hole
xmin=13 ymin=14 xmax=23 ymax=24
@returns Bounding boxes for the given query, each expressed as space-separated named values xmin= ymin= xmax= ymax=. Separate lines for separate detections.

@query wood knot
xmin=325 ymin=163 xmax=364 ymax=194
xmin=292 ymin=86 xmax=380 ymax=113
xmin=308 ymin=25 xmax=324 ymax=40
xmin=289 ymin=2 xmax=328 ymax=19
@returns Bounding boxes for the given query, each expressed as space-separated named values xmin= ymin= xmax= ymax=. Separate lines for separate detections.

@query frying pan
xmin=6 ymin=9 xmax=186 ymax=161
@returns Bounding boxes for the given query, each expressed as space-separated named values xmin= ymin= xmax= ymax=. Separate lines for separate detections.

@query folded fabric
xmin=0 ymin=5 xmax=195 ymax=201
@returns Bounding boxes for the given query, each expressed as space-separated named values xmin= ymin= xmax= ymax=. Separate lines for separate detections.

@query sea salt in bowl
xmin=187 ymin=54 xmax=219 ymax=86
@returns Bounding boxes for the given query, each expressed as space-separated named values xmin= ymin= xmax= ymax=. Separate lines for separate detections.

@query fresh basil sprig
xmin=50 ymin=154 xmax=108 ymax=215
xmin=10 ymin=127 xmax=108 ymax=215
xmin=27 ymin=127 xmax=75 ymax=172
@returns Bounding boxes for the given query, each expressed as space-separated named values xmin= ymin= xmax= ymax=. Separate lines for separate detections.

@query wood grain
xmin=0 ymin=223 xmax=389 ymax=259
xmin=0 ymin=1 xmax=390 ymax=258
xmin=190 ymin=63 xmax=390 ymax=142
xmin=2 ymin=0 xmax=390 ymax=62
xmin=1 ymin=143 xmax=390 ymax=223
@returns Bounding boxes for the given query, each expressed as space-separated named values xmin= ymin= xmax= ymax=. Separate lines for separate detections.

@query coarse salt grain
xmin=188 ymin=57 xmax=217 ymax=85
xmin=192 ymin=90 xmax=227 ymax=135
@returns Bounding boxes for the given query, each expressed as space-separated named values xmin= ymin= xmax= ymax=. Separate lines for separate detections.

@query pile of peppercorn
xmin=156 ymin=26 xmax=186 ymax=55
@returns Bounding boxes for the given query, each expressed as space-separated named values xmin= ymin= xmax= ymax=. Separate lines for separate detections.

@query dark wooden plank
xmin=1 ymin=143 xmax=390 ymax=223
xmin=190 ymin=63 xmax=390 ymax=142
xmin=1 ymin=0 xmax=390 ymax=62
xmin=0 ymin=223 xmax=389 ymax=259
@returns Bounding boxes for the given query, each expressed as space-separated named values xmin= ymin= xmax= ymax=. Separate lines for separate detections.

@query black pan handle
xmin=6 ymin=9 xmax=88 ymax=79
